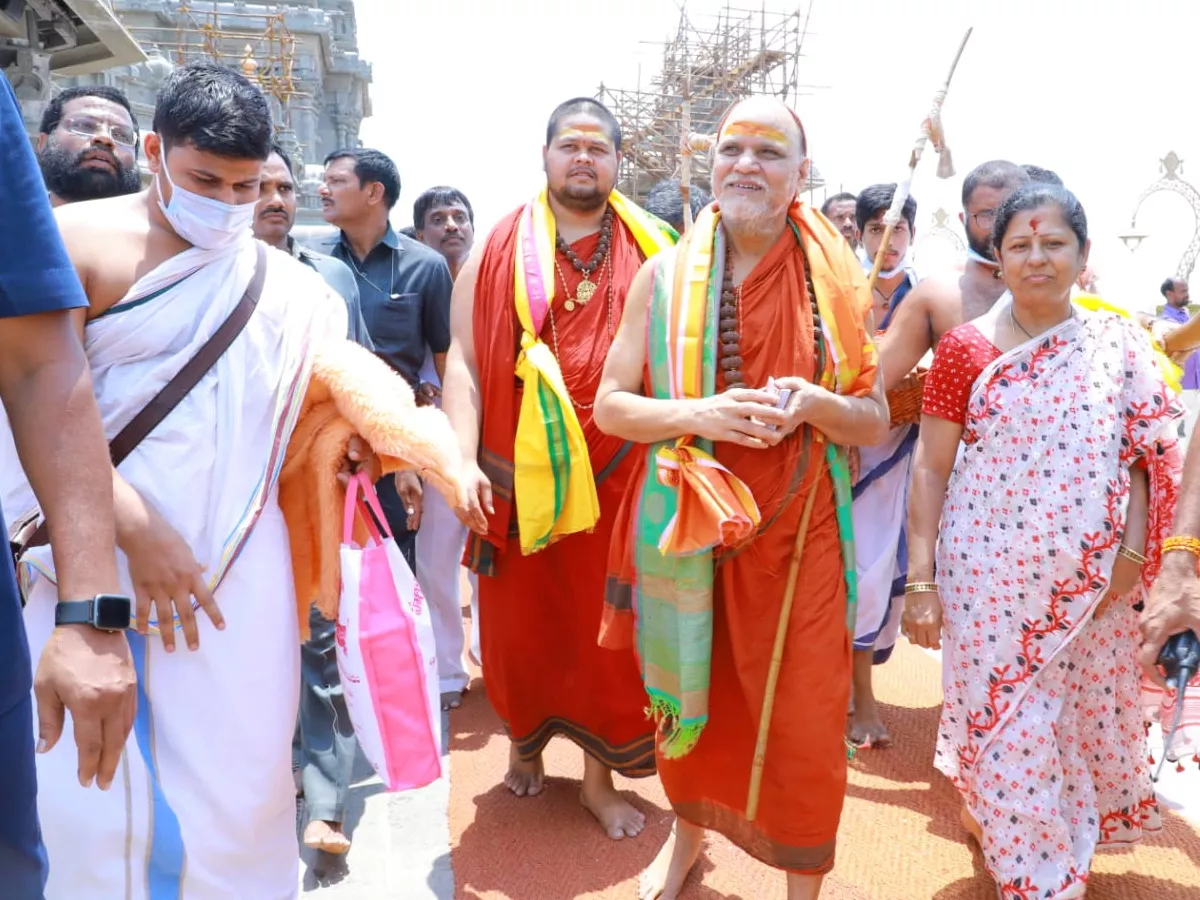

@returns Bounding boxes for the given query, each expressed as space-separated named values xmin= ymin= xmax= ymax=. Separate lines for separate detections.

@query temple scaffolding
xmin=52 ymin=1 xmax=372 ymax=224
xmin=596 ymin=2 xmax=823 ymax=204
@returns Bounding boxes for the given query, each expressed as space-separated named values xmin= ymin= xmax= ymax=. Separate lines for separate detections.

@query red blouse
xmin=921 ymin=324 xmax=1001 ymax=425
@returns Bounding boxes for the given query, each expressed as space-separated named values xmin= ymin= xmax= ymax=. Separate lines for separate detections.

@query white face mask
xmin=861 ymin=248 xmax=910 ymax=280
xmin=156 ymin=158 xmax=256 ymax=251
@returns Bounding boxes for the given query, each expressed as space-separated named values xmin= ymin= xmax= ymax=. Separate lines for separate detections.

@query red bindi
xmin=1029 ymin=216 xmax=1041 ymax=233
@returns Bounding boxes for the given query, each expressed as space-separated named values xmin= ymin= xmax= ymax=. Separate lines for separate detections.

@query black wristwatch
xmin=54 ymin=594 xmax=132 ymax=632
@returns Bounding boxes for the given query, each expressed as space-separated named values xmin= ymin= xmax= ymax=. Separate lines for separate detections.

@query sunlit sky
xmin=355 ymin=0 xmax=1200 ymax=311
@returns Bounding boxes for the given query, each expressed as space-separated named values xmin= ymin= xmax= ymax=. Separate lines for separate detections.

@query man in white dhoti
xmin=414 ymin=185 xmax=480 ymax=690
xmin=3 ymin=63 xmax=363 ymax=899
xmin=848 ymin=183 xmax=921 ymax=749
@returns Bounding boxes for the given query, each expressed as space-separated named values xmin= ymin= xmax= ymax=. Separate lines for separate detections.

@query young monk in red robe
xmin=441 ymin=97 xmax=677 ymax=840
xmin=594 ymin=96 xmax=889 ymax=898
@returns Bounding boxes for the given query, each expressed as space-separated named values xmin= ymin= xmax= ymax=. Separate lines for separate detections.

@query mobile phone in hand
xmin=770 ymin=389 xmax=791 ymax=431
xmin=765 ymin=377 xmax=791 ymax=432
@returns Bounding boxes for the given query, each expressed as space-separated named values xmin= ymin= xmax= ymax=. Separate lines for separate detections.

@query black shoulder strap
xmin=25 ymin=242 xmax=268 ymax=549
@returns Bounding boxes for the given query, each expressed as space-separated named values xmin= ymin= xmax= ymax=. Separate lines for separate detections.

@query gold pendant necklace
xmin=575 ymin=277 xmax=597 ymax=305
xmin=556 ymin=259 xmax=599 ymax=312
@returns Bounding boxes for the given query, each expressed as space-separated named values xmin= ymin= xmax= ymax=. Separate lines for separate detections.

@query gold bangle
xmin=1117 ymin=544 xmax=1147 ymax=565
xmin=904 ymin=581 xmax=938 ymax=595
xmin=1162 ymin=536 xmax=1200 ymax=559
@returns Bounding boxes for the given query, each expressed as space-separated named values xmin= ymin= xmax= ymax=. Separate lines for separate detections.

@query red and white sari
xmin=930 ymin=307 xmax=1183 ymax=899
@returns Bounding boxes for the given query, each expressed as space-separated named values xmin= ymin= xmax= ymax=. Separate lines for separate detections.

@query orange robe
xmin=608 ymin=228 xmax=857 ymax=871
xmin=466 ymin=205 xmax=655 ymax=775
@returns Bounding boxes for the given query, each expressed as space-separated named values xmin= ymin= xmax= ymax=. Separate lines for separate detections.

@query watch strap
xmin=54 ymin=599 xmax=95 ymax=628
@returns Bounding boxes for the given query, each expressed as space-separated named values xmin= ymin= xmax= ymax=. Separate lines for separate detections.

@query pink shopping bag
xmin=336 ymin=471 xmax=442 ymax=791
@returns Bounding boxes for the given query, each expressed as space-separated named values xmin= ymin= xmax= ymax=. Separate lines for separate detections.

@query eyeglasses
xmin=971 ymin=209 xmax=997 ymax=228
xmin=61 ymin=115 xmax=138 ymax=150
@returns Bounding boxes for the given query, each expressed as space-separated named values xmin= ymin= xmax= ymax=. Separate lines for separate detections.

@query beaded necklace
xmin=715 ymin=227 xmax=826 ymax=555
xmin=719 ymin=250 xmax=746 ymax=389
xmin=718 ymin=228 xmax=824 ymax=391
xmin=555 ymin=208 xmax=613 ymax=308
xmin=546 ymin=249 xmax=615 ymax=410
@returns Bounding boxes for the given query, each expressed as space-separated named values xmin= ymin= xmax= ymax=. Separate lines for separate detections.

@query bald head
xmin=712 ymin=96 xmax=809 ymax=238
xmin=718 ymin=96 xmax=807 ymax=159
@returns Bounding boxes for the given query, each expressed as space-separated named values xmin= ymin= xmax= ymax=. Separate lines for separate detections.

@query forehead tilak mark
xmin=718 ymin=120 xmax=789 ymax=145
xmin=555 ymin=123 xmax=611 ymax=143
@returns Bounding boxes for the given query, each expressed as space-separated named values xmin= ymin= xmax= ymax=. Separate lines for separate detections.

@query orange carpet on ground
xmin=448 ymin=610 xmax=1200 ymax=899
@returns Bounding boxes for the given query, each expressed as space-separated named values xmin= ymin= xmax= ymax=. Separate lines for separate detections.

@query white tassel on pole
xmin=867 ymin=27 xmax=974 ymax=293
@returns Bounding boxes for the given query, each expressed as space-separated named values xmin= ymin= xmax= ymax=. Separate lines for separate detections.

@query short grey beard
xmin=718 ymin=173 xmax=798 ymax=234
xmin=721 ymin=195 xmax=793 ymax=240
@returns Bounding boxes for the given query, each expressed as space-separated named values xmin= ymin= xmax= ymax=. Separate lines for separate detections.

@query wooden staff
xmin=745 ymin=460 xmax=823 ymax=822
xmin=865 ymin=27 xmax=974 ymax=294
xmin=680 ymin=89 xmax=694 ymax=231
xmin=746 ymin=28 xmax=976 ymax=823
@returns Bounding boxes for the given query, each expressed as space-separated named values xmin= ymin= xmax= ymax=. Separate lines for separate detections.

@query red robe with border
xmin=465 ymin=205 xmax=655 ymax=775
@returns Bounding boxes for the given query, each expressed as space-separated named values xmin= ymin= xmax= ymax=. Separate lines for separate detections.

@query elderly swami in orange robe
xmin=594 ymin=96 xmax=889 ymax=900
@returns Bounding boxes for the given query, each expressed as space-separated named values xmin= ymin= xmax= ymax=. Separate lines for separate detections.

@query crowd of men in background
xmin=24 ymin=78 xmax=732 ymax=865
xmin=8 ymin=69 xmax=1200 ymax=900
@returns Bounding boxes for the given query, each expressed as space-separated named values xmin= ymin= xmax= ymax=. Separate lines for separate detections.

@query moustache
xmin=568 ymin=166 xmax=596 ymax=178
xmin=259 ymin=207 xmax=289 ymax=219
xmin=722 ymin=177 xmax=767 ymax=191
xmin=77 ymin=148 xmax=121 ymax=169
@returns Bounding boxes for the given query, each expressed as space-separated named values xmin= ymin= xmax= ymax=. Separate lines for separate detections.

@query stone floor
xmin=296 ymin=710 xmax=454 ymax=899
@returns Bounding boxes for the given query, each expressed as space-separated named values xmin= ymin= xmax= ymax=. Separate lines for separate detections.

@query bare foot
xmin=848 ymin=652 xmax=892 ymax=749
xmin=578 ymin=781 xmax=646 ymax=840
xmin=504 ymin=743 xmax=544 ymax=797
xmin=960 ymin=804 xmax=983 ymax=845
xmin=303 ymin=819 xmax=351 ymax=855
xmin=846 ymin=702 xmax=892 ymax=749
xmin=580 ymin=753 xmax=645 ymax=839
xmin=639 ymin=818 xmax=704 ymax=899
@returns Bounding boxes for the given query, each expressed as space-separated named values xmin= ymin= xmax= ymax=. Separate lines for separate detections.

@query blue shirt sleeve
xmin=421 ymin=255 xmax=453 ymax=354
xmin=0 ymin=78 xmax=88 ymax=319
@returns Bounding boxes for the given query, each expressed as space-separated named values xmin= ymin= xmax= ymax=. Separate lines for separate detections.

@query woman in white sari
xmin=904 ymin=184 xmax=1183 ymax=899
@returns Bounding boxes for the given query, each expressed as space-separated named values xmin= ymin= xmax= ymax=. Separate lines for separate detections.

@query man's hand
xmin=416 ymin=382 xmax=441 ymax=407
xmin=901 ymin=589 xmax=943 ymax=650
xmin=773 ymin=376 xmax=821 ymax=439
xmin=123 ymin=505 xmax=223 ymax=653
xmin=691 ymin=387 xmax=787 ymax=448
xmin=456 ymin=461 xmax=493 ymax=535
xmin=395 ymin=469 xmax=423 ymax=531
xmin=338 ymin=434 xmax=382 ymax=485
xmin=34 ymin=625 xmax=136 ymax=790
xmin=1140 ymin=554 xmax=1200 ymax=686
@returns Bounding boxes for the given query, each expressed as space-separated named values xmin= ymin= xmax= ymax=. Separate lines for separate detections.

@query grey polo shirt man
xmin=286 ymin=237 xmax=373 ymax=349
xmin=305 ymin=225 xmax=452 ymax=388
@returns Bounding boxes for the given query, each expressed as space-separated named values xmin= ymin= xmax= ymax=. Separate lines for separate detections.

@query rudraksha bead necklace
xmin=719 ymin=248 xmax=745 ymax=389
xmin=555 ymin=207 xmax=613 ymax=307
xmin=719 ymin=233 xmax=825 ymax=393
